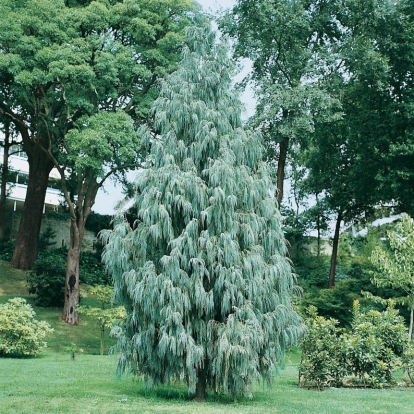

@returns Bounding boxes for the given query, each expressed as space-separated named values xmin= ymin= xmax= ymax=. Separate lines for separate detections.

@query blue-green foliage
xmin=102 ymin=25 xmax=304 ymax=398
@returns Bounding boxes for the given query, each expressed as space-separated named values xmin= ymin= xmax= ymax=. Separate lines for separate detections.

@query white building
xmin=0 ymin=141 xmax=64 ymax=240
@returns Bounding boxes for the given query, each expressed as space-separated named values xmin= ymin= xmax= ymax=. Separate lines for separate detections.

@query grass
xmin=1 ymin=354 xmax=413 ymax=414
xmin=1 ymin=259 xmax=413 ymax=413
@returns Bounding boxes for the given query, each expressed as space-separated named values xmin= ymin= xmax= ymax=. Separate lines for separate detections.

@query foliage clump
xmin=27 ymin=250 xmax=67 ymax=307
xmin=0 ymin=298 xmax=53 ymax=357
xmin=102 ymin=25 xmax=304 ymax=399
xmin=299 ymin=306 xmax=346 ymax=389
xmin=300 ymin=301 xmax=409 ymax=389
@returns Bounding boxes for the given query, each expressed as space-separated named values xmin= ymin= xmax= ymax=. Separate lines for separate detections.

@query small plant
xmin=401 ymin=344 xmax=414 ymax=385
xmin=77 ymin=286 xmax=126 ymax=355
xmin=64 ymin=342 xmax=84 ymax=360
xmin=38 ymin=226 xmax=57 ymax=251
xmin=0 ymin=297 xmax=53 ymax=356
xmin=0 ymin=240 xmax=14 ymax=261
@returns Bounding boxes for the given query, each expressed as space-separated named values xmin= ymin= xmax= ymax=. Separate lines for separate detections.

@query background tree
xmin=370 ymin=215 xmax=414 ymax=341
xmin=102 ymin=25 xmax=304 ymax=400
xmin=0 ymin=118 xmax=18 ymax=241
xmin=374 ymin=0 xmax=414 ymax=216
xmin=220 ymin=0 xmax=342 ymax=206
xmin=43 ymin=110 xmax=141 ymax=324
xmin=0 ymin=0 xmax=201 ymax=269
xmin=301 ymin=0 xmax=414 ymax=287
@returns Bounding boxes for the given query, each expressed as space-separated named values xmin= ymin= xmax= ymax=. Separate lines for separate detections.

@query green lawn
xmin=1 ymin=353 xmax=413 ymax=414
xmin=1 ymin=259 xmax=413 ymax=413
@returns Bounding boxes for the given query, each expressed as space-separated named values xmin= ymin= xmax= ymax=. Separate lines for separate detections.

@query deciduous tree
xmin=370 ymin=215 xmax=414 ymax=341
xmin=220 ymin=0 xmax=342 ymax=206
xmin=0 ymin=0 xmax=200 ymax=269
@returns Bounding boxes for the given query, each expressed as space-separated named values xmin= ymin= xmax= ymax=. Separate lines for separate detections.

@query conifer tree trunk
xmin=194 ymin=367 xmax=208 ymax=401
xmin=10 ymin=144 xmax=53 ymax=270
xmin=328 ymin=211 xmax=342 ymax=288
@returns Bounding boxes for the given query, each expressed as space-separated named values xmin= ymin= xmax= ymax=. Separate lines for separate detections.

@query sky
xmin=92 ymin=0 xmax=255 ymax=215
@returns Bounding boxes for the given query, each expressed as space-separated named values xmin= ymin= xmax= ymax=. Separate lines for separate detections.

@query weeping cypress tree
xmin=102 ymin=25 xmax=304 ymax=400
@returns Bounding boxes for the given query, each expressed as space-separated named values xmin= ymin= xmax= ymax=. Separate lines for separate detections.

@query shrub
xmin=299 ymin=301 xmax=409 ymax=389
xmin=345 ymin=300 xmax=408 ymax=387
xmin=299 ymin=306 xmax=347 ymax=389
xmin=27 ymin=249 xmax=67 ymax=307
xmin=0 ymin=297 xmax=53 ymax=356
xmin=402 ymin=345 xmax=414 ymax=384
xmin=0 ymin=240 xmax=14 ymax=261
xmin=27 ymin=248 xmax=109 ymax=307
xmin=79 ymin=251 xmax=109 ymax=286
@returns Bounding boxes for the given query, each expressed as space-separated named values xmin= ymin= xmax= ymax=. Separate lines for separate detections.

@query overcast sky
xmin=93 ymin=0 xmax=254 ymax=215
xmin=196 ymin=0 xmax=235 ymax=13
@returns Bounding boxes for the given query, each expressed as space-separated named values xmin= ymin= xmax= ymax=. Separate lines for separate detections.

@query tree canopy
xmin=0 ymin=0 xmax=202 ymax=269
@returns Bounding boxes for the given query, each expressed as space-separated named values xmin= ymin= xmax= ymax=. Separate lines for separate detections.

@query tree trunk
xmin=194 ymin=367 xmax=207 ymax=401
xmin=316 ymin=194 xmax=321 ymax=257
xmin=276 ymin=136 xmax=289 ymax=207
xmin=10 ymin=145 xmax=53 ymax=270
xmin=62 ymin=218 xmax=84 ymax=325
xmin=0 ymin=122 xmax=11 ymax=241
xmin=61 ymin=178 xmax=98 ymax=324
xmin=409 ymin=307 xmax=413 ymax=342
xmin=328 ymin=212 xmax=342 ymax=288
xmin=100 ymin=326 xmax=105 ymax=356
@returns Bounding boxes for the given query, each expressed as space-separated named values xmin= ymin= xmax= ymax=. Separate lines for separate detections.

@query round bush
xmin=0 ymin=297 xmax=53 ymax=356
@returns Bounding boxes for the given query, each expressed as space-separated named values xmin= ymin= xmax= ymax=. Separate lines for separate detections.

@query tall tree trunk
xmin=316 ymin=194 xmax=321 ymax=257
xmin=276 ymin=136 xmax=289 ymax=207
xmin=63 ymin=217 xmax=84 ymax=325
xmin=62 ymin=176 xmax=98 ymax=325
xmin=0 ymin=122 xmax=11 ymax=241
xmin=194 ymin=366 xmax=207 ymax=401
xmin=10 ymin=144 xmax=53 ymax=270
xmin=328 ymin=211 xmax=342 ymax=288
xmin=409 ymin=307 xmax=413 ymax=342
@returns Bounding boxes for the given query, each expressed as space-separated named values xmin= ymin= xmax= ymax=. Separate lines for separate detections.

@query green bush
xmin=27 ymin=250 xmax=67 ymax=307
xmin=402 ymin=345 xmax=414 ymax=384
xmin=299 ymin=301 xmax=409 ymax=389
xmin=0 ymin=240 xmax=14 ymax=261
xmin=0 ymin=298 xmax=53 ymax=356
xmin=345 ymin=301 xmax=408 ymax=387
xmin=79 ymin=250 xmax=109 ymax=286
xmin=299 ymin=306 xmax=347 ymax=389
